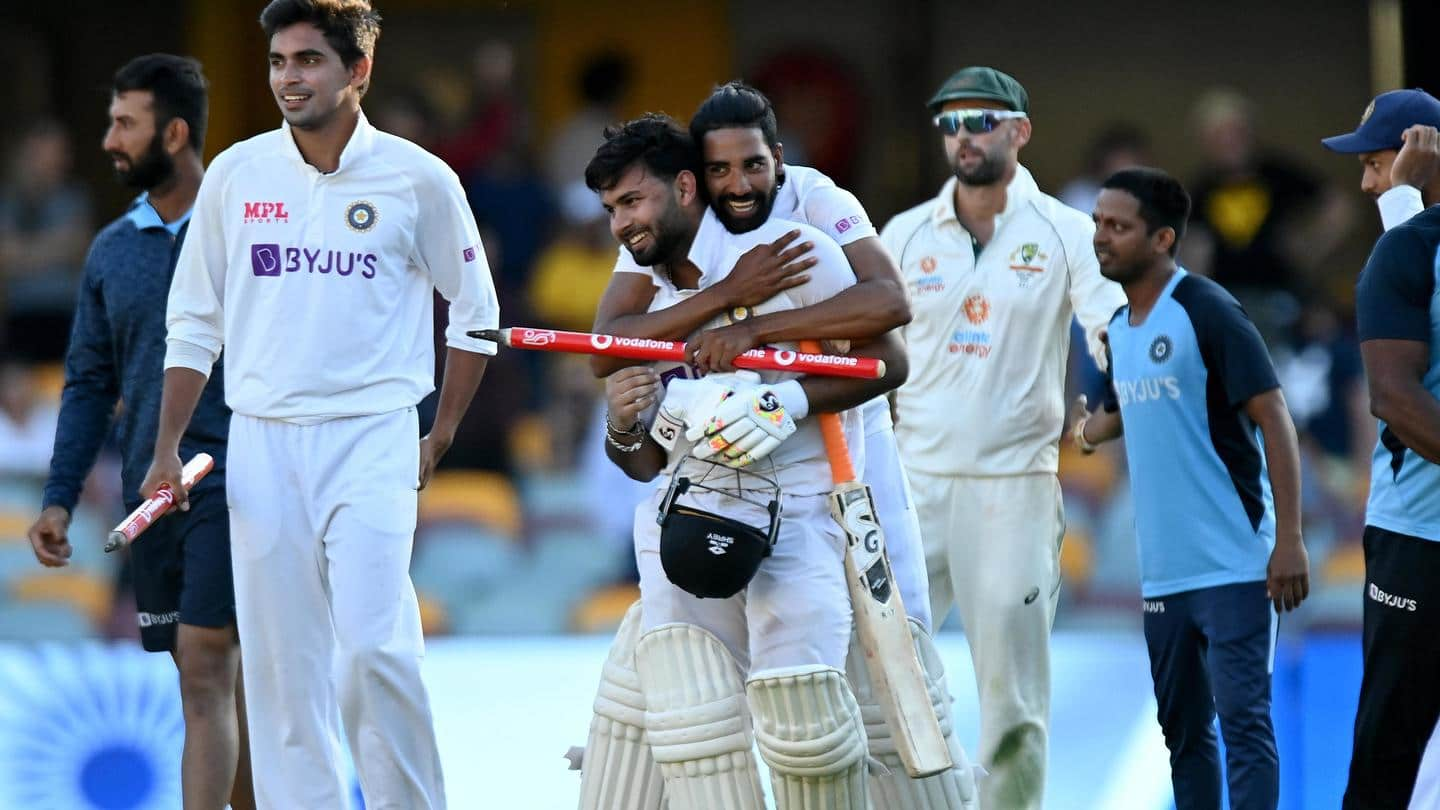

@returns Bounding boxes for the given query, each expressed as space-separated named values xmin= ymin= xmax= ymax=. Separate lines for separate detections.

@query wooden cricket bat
xmin=800 ymin=340 xmax=953 ymax=778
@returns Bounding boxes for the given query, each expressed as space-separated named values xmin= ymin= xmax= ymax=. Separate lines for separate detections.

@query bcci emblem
xmin=344 ymin=200 xmax=379 ymax=232
xmin=1149 ymin=335 xmax=1173 ymax=364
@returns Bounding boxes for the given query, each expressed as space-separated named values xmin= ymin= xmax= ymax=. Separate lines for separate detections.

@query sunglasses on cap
xmin=932 ymin=109 xmax=1028 ymax=135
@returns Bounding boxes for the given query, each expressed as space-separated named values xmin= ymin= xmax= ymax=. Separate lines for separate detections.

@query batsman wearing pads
xmin=582 ymin=84 xmax=979 ymax=809
xmin=581 ymin=113 xmax=904 ymax=810
xmin=143 ymin=2 xmax=499 ymax=807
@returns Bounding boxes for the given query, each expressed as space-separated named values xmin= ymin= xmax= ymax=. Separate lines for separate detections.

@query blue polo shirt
xmin=1105 ymin=268 xmax=1280 ymax=597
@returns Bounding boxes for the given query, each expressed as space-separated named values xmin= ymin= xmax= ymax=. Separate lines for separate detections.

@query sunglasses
xmin=932 ymin=109 xmax=1028 ymax=135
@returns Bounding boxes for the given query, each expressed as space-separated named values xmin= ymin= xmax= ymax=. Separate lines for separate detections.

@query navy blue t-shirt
xmin=1355 ymin=205 xmax=1440 ymax=542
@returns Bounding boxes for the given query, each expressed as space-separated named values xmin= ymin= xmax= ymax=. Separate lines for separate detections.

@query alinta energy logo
xmin=250 ymin=244 xmax=379 ymax=278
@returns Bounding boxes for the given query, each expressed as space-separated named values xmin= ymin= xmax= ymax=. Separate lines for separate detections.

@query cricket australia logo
xmin=1149 ymin=335 xmax=1173 ymax=364
xmin=344 ymin=200 xmax=379 ymax=232
xmin=1008 ymin=242 xmax=1047 ymax=287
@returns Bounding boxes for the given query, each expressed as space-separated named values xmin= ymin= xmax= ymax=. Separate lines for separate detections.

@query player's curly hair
xmin=1101 ymin=167 xmax=1191 ymax=255
xmin=260 ymin=0 xmax=382 ymax=94
xmin=584 ymin=113 xmax=699 ymax=193
xmin=690 ymin=81 xmax=780 ymax=148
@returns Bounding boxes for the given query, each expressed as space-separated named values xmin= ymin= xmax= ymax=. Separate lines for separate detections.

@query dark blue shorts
xmin=128 ymin=485 xmax=235 ymax=652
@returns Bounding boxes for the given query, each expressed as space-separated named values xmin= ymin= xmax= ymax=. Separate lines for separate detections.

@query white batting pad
xmin=635 ymin=623 xmax=765 ymax=810
xmin=577 ymin=602 xmax=666 ymax=810
xmin=747 ymin=665 xmax=869 ymax=810
xmin=845 ymin=619 xmax=980 ymax=809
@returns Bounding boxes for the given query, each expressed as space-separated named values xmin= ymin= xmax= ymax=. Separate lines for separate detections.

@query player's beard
xmin=950 ymin=140 xmax=1009 ymax=187
xmin=110 ymin=133 xmax=175 ymax=191
xmin=626 ymin=198 xmax=693 ymax=267
xmin=713 ymin=184 xmax=778 ymax=234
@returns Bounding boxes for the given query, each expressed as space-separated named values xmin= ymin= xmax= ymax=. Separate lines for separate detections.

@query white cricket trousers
xmin=228 ymin=408 xmax=445 ymax=809
xmin=912 ymin=471 xmax=1063 ymax=810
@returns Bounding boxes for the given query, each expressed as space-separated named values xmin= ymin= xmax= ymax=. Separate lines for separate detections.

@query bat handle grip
xmin=799 ymin=339 xmax=857 ymax=485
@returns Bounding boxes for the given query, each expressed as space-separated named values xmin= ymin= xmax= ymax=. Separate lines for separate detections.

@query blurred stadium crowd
xmin=0 ymin=31 xmax=1392 ymax=645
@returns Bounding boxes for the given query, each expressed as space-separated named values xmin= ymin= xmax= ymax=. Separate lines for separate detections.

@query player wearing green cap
xmin=880 ymin=65 xmax=1126 ymax=810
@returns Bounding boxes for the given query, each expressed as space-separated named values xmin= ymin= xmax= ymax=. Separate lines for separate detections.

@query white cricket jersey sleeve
xmin=164 ymin=149 xmax=233 ymax=377
xmin=412 ymin=162 xmax=499 ymax=355
xmin=800 ymin=183 xmax=877 ymax=247
xmin=1062 ymin=214 xmax=1127 ymax=369
xmin=1378 ymin=184 xmax=1425 ymax=231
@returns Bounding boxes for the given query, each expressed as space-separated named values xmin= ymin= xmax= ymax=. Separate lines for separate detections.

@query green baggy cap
xmin=928 ymin=66 xmax=1029 ymax=114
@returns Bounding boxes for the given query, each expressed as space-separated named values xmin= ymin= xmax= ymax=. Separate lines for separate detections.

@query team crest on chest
xmin=1008 ymin=242 xmax=1047 ymax=287
xmin=344 ymin=200 xmax=379 ymax=232
xmin=1149 ymin=335 xmax=1173 ymax=364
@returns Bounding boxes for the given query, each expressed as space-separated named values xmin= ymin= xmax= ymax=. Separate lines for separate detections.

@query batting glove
xmin=687 ymin=379 xmax=807 ymax=468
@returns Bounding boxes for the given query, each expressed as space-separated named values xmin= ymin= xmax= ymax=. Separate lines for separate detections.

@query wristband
xmin=771 ymin=379 xmax=810 ymax=421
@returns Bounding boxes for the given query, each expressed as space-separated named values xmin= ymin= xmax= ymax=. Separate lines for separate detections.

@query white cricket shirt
xmin=880 ymin=165 xmax=1125 ymax=476
xmin=649 ymin=209 xmax=863 ymax=496
xmin=164 ymin=113 xmax=499 ymax=423
xmin=616 ymin=164 xmax=893 ymax=436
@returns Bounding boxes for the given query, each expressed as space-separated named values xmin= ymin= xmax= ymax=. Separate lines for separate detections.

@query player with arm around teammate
xmin=578 ymin=113 xmax=906 ymax=810
xmin=140 ymin=2 xmax=499 ymax=807
xmin=578 ymin=85 xmax=978 ymax=808
xmin=26 ymin=54 xmax=252 ymax=810
xmin=1073 ymin=168 xmax=1309 ymax=810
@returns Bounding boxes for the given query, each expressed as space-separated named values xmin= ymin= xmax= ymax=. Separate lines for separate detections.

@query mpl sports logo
xmin=250 ymin=243 xmax=378 ymax=278
xmin=243 ymin=201 xmax=289 ymax=224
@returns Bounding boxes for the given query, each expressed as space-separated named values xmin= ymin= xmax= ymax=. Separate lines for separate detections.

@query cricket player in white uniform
xmin=880 ymin=66 xmax=1126 ymax=810
xmin=142 ymin=2 xmax=498 ymax=807
xmin=579 ymin=84 xmax=979 ymax=809
xmin=580 ymin=113 xmax=907 ymax=810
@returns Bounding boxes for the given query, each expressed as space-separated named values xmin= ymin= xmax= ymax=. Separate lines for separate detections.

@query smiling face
xmin=700 ymin=126 xmax=782 ymax=234
xmin=939 ymin=99 xmax=1029 ymax=187
xmin=101 ymin=90 xmax=175 ymax=190
xmin=268 ymin=22 xmax=369 ymax=131
xmin=599 ymin=162 xmax=696 ymax=266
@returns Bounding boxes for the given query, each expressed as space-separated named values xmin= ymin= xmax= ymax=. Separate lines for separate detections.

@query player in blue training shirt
xmin=1342 ymin=186 xmax=1440 ymax=809
xmin=1071 ymin=167 xmax=1310 ymax=810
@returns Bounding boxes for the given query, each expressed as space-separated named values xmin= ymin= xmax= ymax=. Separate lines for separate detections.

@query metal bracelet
xmin=605 ymin=413 xmax=644 ymax=437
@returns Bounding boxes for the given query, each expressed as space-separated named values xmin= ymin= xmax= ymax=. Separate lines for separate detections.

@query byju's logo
xmin=243 ymin=201 xmax=289 ymax=224
xmin=251 ymin=244 xmax=282 ymax=276
xmin=249 ymin=243 xmax=378 ymax=278
xmin=1368 ymin=583 xmax=1418 ymax=612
